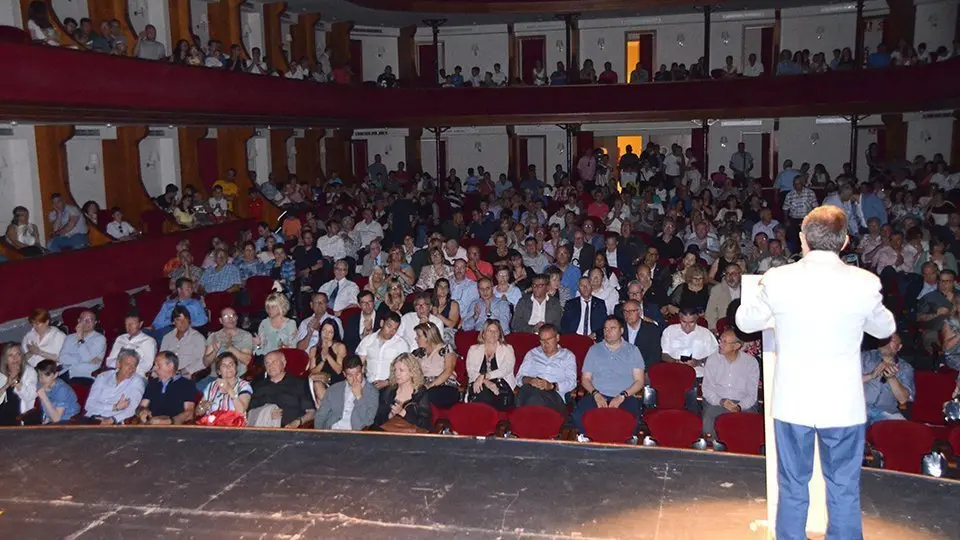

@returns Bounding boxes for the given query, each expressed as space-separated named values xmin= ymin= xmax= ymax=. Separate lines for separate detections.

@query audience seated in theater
xmin=861 ymin=334 xmax=914 ymax=425
xmin=168 ymin=250 xmax=204 ymax=289
xmin=661 ymin=307 xmax=719 ymax=383
xmin=431 ymin=278 xmax=462 ymax=339
xmin=46 ymin=193 xmax=88 ymax=252
xmin=357 ymin=312 xmax=408 ymax=390
xmin=152 ymin=278 xmax=208 ymax=334
xmin=704 ymin=264 xmax=742 ymax=331
xmin=372 ymin=353 xmax=432 ymax=431
xmin=515 ymin=324 xmax=576 ymax=417
xmin=105 ymin=207 xmax=138 ymax=241
xmin=411 ymin=323 xmax=460 ymax=409
xmin=314 ymin=354 xmax=378 ymax=430
xmin=385 ymin=245 xmax=416 ymax=292
xmin=757 ymin=239 xmax=788 ymax=273
xmin=359 ymin=239 xmax=384 ymax=277
xmin=701 ymin=330 xmax=760 ymax=437
xmin=617 ymin=276 xmax=666 ymax=328
xmin=666 ymin=264 xmax=710 ymax=317
xmin=234 ymin=241 xmax=267 ymax=282
xmin=588 ymin=268 xmax=619 ymax=314
xmin=106 ymin=311 xmax=156 ymax=376
xmin=159 ymin=306 xmax=206 ymax=378
xmin=136 ymin=351 xmax=197 ymax=425
xmin=26 ymin=1 xmax=59 ymax=46
xmin=134 ymin=25 xmax=166 ymax=60
xmin=466 ymin=245 xmax=495 ymax=281
xmin=511 ymin=274 xmax=562 ymax=333
xmin=57 ymin=309 xmax=106 ymax=381
xmin=465 ymin=320 xmax=516 ymax=410
xmin=248 ymin=351 xmax=315 ymax=428
xmin=937 ymin=294 xmax=960 ymax=370
xmin=35 ymin=359 xmax=80 ymax=424
xmin=21 ymin=308 xmax=66 ymax=368
xmin=494 ymin=267 xmax=524 ymax=307
xmin=307 ymin=319 xmax=346 ymax=405
xmin=917 ymin=269 xmax=957 ymax=353
xmin=264 ymin=243 xmax=297 ymax=292
xmin=415 ymin=249 xmax=452 ymax=292
xmin=82 ymin=349 xmax=146 ymax=425
xmin=399 ymin=292 xmax=446 ymax=347
xmin=318 ymin=259 xmax=360 ymax=316
xmin=202 ymin=307 xmax=253 ymax=383
xmin=573 ymin=316 xmax=646 ymax=435
xmin=0 ymin=344 xmax=39 ymax=425
xmin=316 ymin=220 xmax=347 ymax=262
xmin=552 ymin=246 xmax=582 ymax=294
xmin=5 ymin=206 xmax=44 ymax=257
xmin=196 ymin=352 xmax=253 ymax=419
xmin=561 ymin=276 xmax=607 ymax=339
xmin=172 ymin=194 xmax=197 ymax=228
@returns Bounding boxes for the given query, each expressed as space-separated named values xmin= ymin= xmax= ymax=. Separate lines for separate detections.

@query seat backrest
xmin=454 ymin=330 xmax=480 ymax=358
xmin=559 ymin=334 xmax=594 ymax=378
xmin=245 ymin=276 xmax=276 ymax=308
xmin=867 ymin=420 xmax=935 ymax=474
xmin=948 ymin=426 xmax=960 ymax=457
xmin=508 ymin=405 xmax=565 ymax=440
xmin=911 ymin=371 xmax=956 ymax=425
xmin=447 ymin=402 xmax=500 ymax=436
xmin=645 ymin=409 xmax=703 ymax=448
xmin=69 ymin=381 xmax=91 ymax=410
xmin=279 ymin=348 xmax=310 ymax=377
xmin=203 ymin=292 xmax=234 ymax=331
xmin=714 ymin=412 xmax=765 ymax=455
xmin=134 ymin=290 xmax=170 ymax=326
xmin=647 ymin=363 xmax=697 ymax=409
xmin=582 ymin=407 xmax=638 ymax=444
xmin=60 ymin=307 xmax=86 ymax=329
xmin=505 ymin=333 xmax=541 ymax=376
xmin=339 ymin=307 xmax=361 ymax=327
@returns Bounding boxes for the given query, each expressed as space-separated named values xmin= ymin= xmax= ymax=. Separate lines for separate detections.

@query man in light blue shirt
xmin=58 ymin=309 xmax=107 ymax=380
xmin=775 ymin=160 xmax=801 ymax=192
xmin=462 ymin=278 xmax=512 ymax=334
xmin=573 ymin=316 xmax=646 ymax=434
xmin=515 ymin=324 xmax=577 ymax=416
xmin=450 ymin=259 xmax=479 ymax=311
xmin=151 ymin=278 xmax=209 ymax=335
xmin=862 ymin=334 xmax=914 ymax=425
xmin=821 ymin=183 xmax=864 ymax=236
xmin=728 ymin=142 xmax=754 ymax=180
xmin=47 ymin=193 xmax=89 ymax=252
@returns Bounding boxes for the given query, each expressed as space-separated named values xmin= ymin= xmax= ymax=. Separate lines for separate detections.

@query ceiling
xmin=282 ymin=0 xmax=848 ymax=27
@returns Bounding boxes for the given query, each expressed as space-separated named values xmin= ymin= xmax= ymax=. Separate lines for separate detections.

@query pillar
xmin=324 ymin=129 xmax=353 ymax=184
xmin=507 ymin=126 xmax=519 ymax=182
xmin=423 ymin=19 xmax=445 ymax=85
xmin=102 ymin=126 xmax=153 ymax=227
xmin=771 ymin=9 xmax=781 ymax=78
xmin=291 ymin=12 xmax=321 ymax=66
xmin=21 ymin=0 xmax=84 ymax=48
xmin=216 ymin=127 xmax=255 ymax=217
xmin=881 ymin=114 xmax=908 ymax=164
xmin=405 ymin=127 xmax=423 ymax=175
xmin=508 ymin=23 xmax=518 ymax=83
xmin=295 ymin=128 xmax=325 ymax=184
xmin=326 ymin=21 xmax=354 ymax=69
xmin=561 ymin=13 xmax=580 ymax=80
xmin=952 ymin=113 xmax=960 ymax=171
xmin=167 ymin=0 xmax=193 ymax=46
xmin=854 ymin=0 xmax=866 ymax=69
xmin=263 ymin=2 xmax=290 ymax=73
xmin=270 ymin=129 xmax=294 ymax=182
xmin=177 ymin=127 xmax=208 ymax=197
xmin=398 ymin=26 xmax=418 ymax=85
xmin=207 ymin=0 xmax=246 ymax=56
xmin=885 ymin=0 xmax=916 ymax=47
xmin=702 ymin=5 xmax=712 ymax=75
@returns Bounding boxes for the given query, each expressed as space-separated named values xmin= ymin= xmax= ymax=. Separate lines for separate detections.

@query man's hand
xmin=593 ymin=392 xmax=608 ymax=408
xmin=721 ymin=399 xmax=739 ymax=412
xmin=99 ymin=417 xmax=114 ymax=426
xmin=870 ymin=362 xmax=887 ymax=380
xmin=608 ymin=395 xmax=625 ymax=408
xmin=26 ymin=342 xmax=41 ymax=356
xmin=114 ymin=396 xmax=130 ymax=411
xmin=472 ymin=378 xmax=485 ymax=395
xmin=882 ymin=364 xmax=900 ymax=379
xmin=374 ymin=380 xmax=390 ymax=390
xmin=271 ymin=407 xmax=283 ymax=419
xmin=937 ymin=306 xmax=951 ymax=316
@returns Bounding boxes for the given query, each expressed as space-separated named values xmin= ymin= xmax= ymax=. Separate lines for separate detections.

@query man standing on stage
xmin=736 ymin=206 xmax=895 ymax=540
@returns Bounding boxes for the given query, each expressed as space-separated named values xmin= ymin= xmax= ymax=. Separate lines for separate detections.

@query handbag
xmin=380 ymin=415 xmax=428 ymax=434
xmin=197 ymin=410 xmax=247 ymax=427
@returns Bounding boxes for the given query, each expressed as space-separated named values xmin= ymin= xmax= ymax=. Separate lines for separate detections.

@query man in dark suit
xmin=560 ymin=277 xmax=607 ymax=340
xmin=511 ymin=274 xmax=563 ymax=333
xmin=343 ymin=291 xmax=381 ymax=350
xmin=619 ymin=299 xmax=662 ymax=370
xmin=619 ymin=221 xmax=646 ymax=269
xmin=602 ymin=235 xmax=636 ymax=279
xmin=570 ymin=230 xmax=596 ymax=271
xmin=616 ymin=277 xmax=666 ymax=328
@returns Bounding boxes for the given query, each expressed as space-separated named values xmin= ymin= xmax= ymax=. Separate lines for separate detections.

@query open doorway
xmin=519 ymin=36 xmax=546 ymax=84
xmin=625 ymin=31 xmax=655 ymax=82
xmin=518 ymin=136 xmax=546 ymax=182
xmin=417 ymin=42 xmax=444 ymax=85
xmin=743 ymin=25 xmax=774 ymax=76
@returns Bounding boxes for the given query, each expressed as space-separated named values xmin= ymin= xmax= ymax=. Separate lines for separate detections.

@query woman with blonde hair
xmin=365 ymin=266 xmax=389 ymax=308
xmin=376 ymin=279 xmax=406 ymax=319
xmin=412 ymin=322 xmax=460 ymax=408
xmin=669 ymin=251 xmax=699 ymax=295
xmin=0 ymin=343 xmax=39 ymax=425
xmin=372 ymin=352 xmax=432 ymax=431
xmin=254 ymin=293 xmax=297 ymax=356
xmin=665 ymin=264 xmax=710 ymax=316
xmin=465 ymin=320 xmax=516 ymax=410
xmin=709 ymin=240 xmax=745 ymax=283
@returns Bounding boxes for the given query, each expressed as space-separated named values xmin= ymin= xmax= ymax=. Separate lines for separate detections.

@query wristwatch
xmin=590 ymin=389 xmax=600 ymax=396
xmin=619 ymin=391 xmax=629 ymax=398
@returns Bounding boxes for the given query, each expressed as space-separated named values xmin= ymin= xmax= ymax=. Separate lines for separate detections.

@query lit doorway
xmin=625 ymin=32 xmax=655 ymax=82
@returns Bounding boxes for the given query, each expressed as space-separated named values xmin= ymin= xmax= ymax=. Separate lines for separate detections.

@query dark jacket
xmin=373 ymin=386 xmax=432 ymax=431
xmin=343 ymin=310 xmax=382 ymax=351
xmin=510 ymin=294 xmax=563 ymax=333
xmin=560 ymin=296 xmax=607 ymax=339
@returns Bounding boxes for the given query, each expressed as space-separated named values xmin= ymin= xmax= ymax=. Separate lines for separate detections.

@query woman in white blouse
xmin=465 ymin=320 xmax=516 ymax=410
xmin=21 ymin=308 xmax=66 ymax=368
xmin=0 ymin=343 xmax=39 ymax=424
xmin=5 ymin=206 xmax=43 ymax=257
xmin=27 ymin=1 xmax=59 ymax=46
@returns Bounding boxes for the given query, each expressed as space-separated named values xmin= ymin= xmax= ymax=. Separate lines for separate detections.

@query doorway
xmin=349 ymin=39 xmax=364 ymax=82
xmin=625 ymin=32 xmax=655 ymax=82
xmin=418 ymin=42 xmax=442 ymax=85
xmin=743 ymin=26 xmax=773 ymax=75
xmin=519 ymin=36 xmax=546 ymax=84
xmin=518 ymin=136 xmax=546 ymax=182
xmin=351 ymin=139 xmax=369 ymax=182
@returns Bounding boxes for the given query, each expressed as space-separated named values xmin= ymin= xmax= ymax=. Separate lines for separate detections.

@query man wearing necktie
xmin=560 ymin=277 xmax=606 ymax=341
xmin=318 ymin=260 xmax=360 ymax=317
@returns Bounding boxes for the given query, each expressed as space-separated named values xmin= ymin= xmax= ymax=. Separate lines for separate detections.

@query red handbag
xmin=197 ymin=410 xmax=247 ymax=427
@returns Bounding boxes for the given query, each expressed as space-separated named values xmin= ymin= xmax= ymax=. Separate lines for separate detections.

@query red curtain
xmin=761 ymin=133 xmax=772 ymax=180
xmin=197 ymin=139 xmax=218 ymax=192
xmin=418 ymin=44 xmax=438 ymax=86
xmin=349 ymin=39 xmax=364 ymax=82
xmin=351 ymin=139 xmax=369 ymax=181
xmin=639 ymin=33 xmax=654 ymax=76
xmin=760 ymin=27 xmax=774 ymax=77
xmin=873 ymin=127 xmax=886 ymax=163
xmin=519 ymin=137 xmax=530 ymax=177
xmin=690 ymin=128 xmax=705 ymax=170
xmin=520 ymin=37 xmax=546 ymax=85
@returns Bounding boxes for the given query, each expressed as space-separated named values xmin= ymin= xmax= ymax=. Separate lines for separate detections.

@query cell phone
xmin=681 ymin=355 xmax=692 ymax=362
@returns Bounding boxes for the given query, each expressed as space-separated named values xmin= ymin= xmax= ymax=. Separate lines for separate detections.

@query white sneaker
xmin=576 ymin=433 xmax=591 ymax=443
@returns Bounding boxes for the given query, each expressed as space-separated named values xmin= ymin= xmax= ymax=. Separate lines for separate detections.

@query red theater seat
xmin=60 ymin=306 xmax=86 ymax=328
xmin=339 ymin=307 xmax=361 ymax=326
xmin=455 ymin=330 xmax=480 ymax=357
xmin=559 ymin=333 xmax=594 ymax=375
xmin=714 ymin=412 xmax=765 ymax=455
xmin=134 ymin=290 xmax=169 ymax=326
xmin=447 ymin=402 xmax=500 ymax=436
xmin=70 ymin=381 xmax=91 ymax=410
xmin=644 ymin=409 xmax=703 ymax=448
xmin=238 ymin=276 xmax=275 ymax=315
xmin=910 ymin=371 xmax=956 ymax=438
xmin=581 ymin=407 xmax=637 ymax=444
xmin=203 ymin=292 xmax=234 ymax=331
xmin=279 ymin=348 xmax=310 ymax=377
xmin=506 ymin=333 xmax=540 ymax=376
xmin=647 ymin=363 xmax=696 ymax=410
xmin=508 ymin=406 xmax=565 ymax=440
xmin=867 ymin=420 xmax=935 ymax=474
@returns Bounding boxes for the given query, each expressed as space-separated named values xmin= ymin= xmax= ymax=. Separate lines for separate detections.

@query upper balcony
xmin=3 ymin=38 xmax=960 ymax=128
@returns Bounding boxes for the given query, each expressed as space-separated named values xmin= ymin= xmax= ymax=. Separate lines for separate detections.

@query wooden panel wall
xmin=295 ymin=129 xmax=325 ymax=183
xmin=263 ymin=2 xmax=291 ymax=73
xmin=398 ymin=26 xmax=418 ymax=84
xmin=326 ymin=22 xmax=354 ymax=69
xmin=178 ymin=127 xmax=208 ymax=197
xmin=102 ymin=126 xmax=154 ymax=227
xmin=324 ymin=129 xmax=353 ymax=184
xmin=270 ymin=129 xmax=294 ymax=182
xmin=207 ymin=0 xmax=246 ymax=56
xmin=291 ymin=13 xmax=321 ymax=65
xmin=87 ymin=0 xmax=137 ymax=55
xmin=405 ymin=127 xmax=423 ymax=174
xmin=167 ymin=0 xmax=193 ymax=46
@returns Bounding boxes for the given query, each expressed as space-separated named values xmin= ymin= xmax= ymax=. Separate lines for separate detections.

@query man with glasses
xmin=515 ymin=324 xmax=576 ymax=416
xmin=57 ymin=310 xmax=107 ymax=381
xmin=318 ymin=259 xmax=360 ymax=316
xmin=201 ymin=307 xmax=254 ymax=388
xmin=398 ymin=292 xmax=445 ymax=347
xmin=661 ymin=307 xmax=719 ymax=412
xmin=462 ymin=278 xmax=512 ymax=333
xmin=296 ymin=293 xmax=344 ymax=351
xmin=917 ymin=269 xmax=958 ymax=353
xmin=511 ymin=274 xmax=562 ymax=333
xmin=701 ymin=329 xmax=760 ymax=437
xmin=619 ymin=299 xmax=662 ymax=370
xmin=615 ymin=279 xmax=666 ymax=328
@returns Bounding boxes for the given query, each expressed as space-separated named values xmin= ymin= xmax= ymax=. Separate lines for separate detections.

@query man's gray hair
xmin=156 ymin=350 xmax=180 ymax=371
xmin=801 ymin=206 xmax=847 ymax=253
xmin=117 ymin=348 xmax=140 ymax=365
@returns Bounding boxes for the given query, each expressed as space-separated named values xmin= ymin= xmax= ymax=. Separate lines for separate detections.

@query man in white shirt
xmin=398 ymin=292 xmax=445 ymax=347
xmin=661 ymin=308 xmax=719 ymax=380
xmin=318 ymin=259 xmax=360 ymax=316
xmin=442 ymin=239 xmax=467 ymax=264
xmin=295 ymin=293 xmax=344 ymax=350
xmin=701 ymin=330 xmax=760 ymax=437
xmin=133 ymin=25 xmax=166 ymax=60
xmin=354 ymin=208 xmax=384 ymax=248
xmin=83 ymin=350 xmax=147 ymax=424
xmin=316 ymin=220 xmax=347 ymax=262
xmin=57 ymin=310 xmax=107 ymax=380
xmin=742 ymin=53 xmax=764 ymax=77
xmin=105 ymin=207 xmax=138 ymax=240
xmin=704 ymin=264 xmax=742 ymax=331
xmin=736 ymin=206 xmax=895 ymax=540
xmin=159 ymin=306 xmax=206 ymax=377
xmin=106 ymin=311 xmax=157 ymax=376
xmin=491 ymin=63 xmax=507 ymax=86
xmin=356 ymin=313 xmax=409 ymax=389
xmin=751 ymin=208 xmax=780 ymax=242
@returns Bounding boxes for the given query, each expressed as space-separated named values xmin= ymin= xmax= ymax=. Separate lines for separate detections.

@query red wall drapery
xmin=520 ymin=37 xmax=546 ymax=85
xmin=638 ymin=33 xmax=654 ymax=78
xmin=418 ymin=43 xmax=438 ymax=86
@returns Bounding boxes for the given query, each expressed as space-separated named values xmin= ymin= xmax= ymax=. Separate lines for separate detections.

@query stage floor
xmin=0 ymin=428 xmax=956 ymax=539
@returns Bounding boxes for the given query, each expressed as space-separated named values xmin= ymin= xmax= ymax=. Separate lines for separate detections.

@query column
xmin=177 ymin=127 xmax=208 ymax=197
xmin=885 ymin=0 xmax=916 ymax=47
xmin=423 ymin=19 xmax=445 ymax=85
xmin=291 ymin=12 xmax=321 ymax=65
xmin=295 ymin=129 xmax=326 ymax=183
xmin=207 ymin=0 xmax=246 ymax=56
xmin=702 ymin=5 xmax=711 ymax=75
xmin=561 ymin=13 xmax=580 ymax=80
xmin=102 ymin=126 xmax=153 ymax=228
xmin=405 ymin=127 xmax=423 ymax=175
xmin=263 ymin=2 xmax=291 ymax=73
xmin=398 ymin=26 xmax=418 ymax=85
xmin=324 ymin=129 xmax=353 ymax=184
xmin=167 ymin=0 xmax=193 ymax=46
xmin=882 ymin=114 xmax=908 ymax=164
xmin=508 ymin=23 xmax=518 ymax=83
xmin=326 ymin=22 xmax=354 ymax=71
xmin=270 ymin=129 xmax=294 ymax=182
xmin=854 ymin=0 xmax=865 ymax=69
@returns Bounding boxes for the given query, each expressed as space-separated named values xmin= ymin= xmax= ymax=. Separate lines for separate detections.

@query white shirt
xmin=491 ymin=71 xmax=507 ymax=85
xmin=295 ymin=314 xmax=344 ymax=350
xmin=663 ymin=155 xmax=682 ymax=177
xmin=592 ymin=286 xmax=619 ymax=315
xmin=354 ymin=220 xmax=384 ymax=247
xmin=578 ymin=297 xmax=593 ymax=335
xmin=316 ymin=234 xmax=346 ymax=261
xmin=528 ymin=297 xmax=549 ymax=326
xmin=743 ymin=61 xmax=764 ymax=77
xmin=106 ymin=220 xmax=135 ymax=239
xmin=84 ymin=371 xmax=146 ymax=422
xmin=398 ymin=313 xmax=445 ymax=348
xmin=443 ymin=246 xmax=468 ymax=264
xmin=661 ymin=324 xmax=719 ymax=377
xmin=106 ymin=332 xmax=157 ymax=376
xmin=159 ymin=328 xmax=206 ymax=376
xmin=736 ymin=250 xmax=895 ymax=428
xmin=2 ymin=364 xmax=38 ymax=413
xmin=22 ymin=326 xmax=67 ymax=368
xmin=331 ymin=383 xmax=356 ymax=430
xmin=356 ymin=331 xmax=410 ymax=383
xmin=318 ymin=278 xmax=360 ymax=313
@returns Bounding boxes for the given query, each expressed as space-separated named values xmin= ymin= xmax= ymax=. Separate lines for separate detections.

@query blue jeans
xmin=865 ymin=406 xmax=904 ymax=426
xmin=572 ymin=394 xmax=642 ymax=434
xmin=47 ymin=233 xmax=89 ymax=252
xmin=774 ymin=420 xmax=865 ymax=540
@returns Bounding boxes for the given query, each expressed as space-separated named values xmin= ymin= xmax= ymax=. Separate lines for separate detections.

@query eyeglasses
xmin=622 ymin=309 xmax=640 ymax=314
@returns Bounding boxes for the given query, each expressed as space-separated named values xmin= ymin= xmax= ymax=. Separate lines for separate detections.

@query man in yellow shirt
xmin=212 ymin=168 xmax=240 ymax=212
